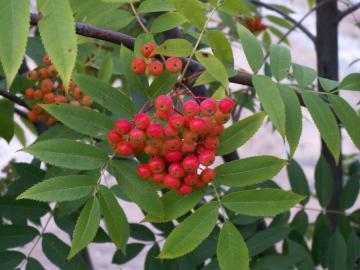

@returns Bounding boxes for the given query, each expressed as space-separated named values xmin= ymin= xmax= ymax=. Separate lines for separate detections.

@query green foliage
xmin=151 ymin=13 xmax=188 ymax=33
xmin=172 ymin=0 xmax=206 ymax=29
xmin=0 ymin=225 xmax=38 ymax=250
xmin=287 ymin=159 xmax=310 ymax=204
xmin=270 ymin=44 xmax=291 ymax=81
xmin=292 ymin=64 xmax=317 ymax=88
xmin=340 ymin=73 xmax=360 ymax=90
xmin=138 ymin=0 xmax=175 ymax=13
xmin=315 ymin=156 xmax=334 ymax=208
xmin=0 ymin=251 xmax=25 ymax=269
xmin=147 ymin=71 xmax=178 ymax=98
xmin=153 ymin=39 xmax=193 ymax=57
xmin=0 ymin=99 xmax=14 ymax=142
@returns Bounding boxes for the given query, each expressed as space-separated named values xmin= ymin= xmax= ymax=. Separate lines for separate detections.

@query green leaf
xmin=340 ymin=177 xmax=359 ymax=210
xmin=22 ymin=139 xmax=108 ymax=170
xmin=159 ymin=202 xmax=219 ymax=259
xmin=287 ymin=159 xmax=310 ymax=205
xmin=328 ymin=95 xmax=360 ymax=150
xmin=145 ymin=244 xmax=166 ymax=270
xmin=147 ymin=71 xmax=178 ymax=98
xmin=73 ymin=74 xmax=135 ymax=119
xmin=216 ymin=156 xmax=287 ymax=187
xmin=0 ymin=0 xmax=29 ymax=87
xmin=312 ymin=214 xmax=332 ymax=266
xmin=153 ymin=39 xmax=193 ymax=57
xmin=252 ymin=75 xmax=286 ymax=137
xmin=319 ymin=77 xmax=339 ymax=92
xmin=217 ymin=221 xmax=249 ymax=270
xmin=287 ymin=239 xmax=315 ymax=270
xmin=207 ymin=30 xmax=234 ymax=68
xmin=253 ymin=254 xmax=298 ymax=270
xmin=144 ymin=190 xmax=203 ymax=222
xmin=247 ymin=226 xmax=291 ymax=256
xmin=327 ymin=230 xmax=347 ymax=270
xmin=339 ymin=73 xmax=360 ymax=90
xmin=270 ymin=44 xmax=291 ymax=81
xmin=68 ymin=197 xmax=101 ymax=259
xmin=346 ymin=231 xmax=360 ymax=269
xmin=98 ymin=53 xmax=114 ymax=82
xmin=99 ymin=186 xmax=129 ymax=249
xmin=279 ymin=85 xmax=302 ymax=156
xmin=223 ymin=189 xmax=303 ymax=217
xmin=130 ymin=223 xmax=155 ymax=242
xmin=138 ymin=0 xmax=175 ymax=13
xmin=196 ymin=52 xmax=229 ymax=89
xmin=42 ymin=104 xmax=113 ymax=139
xmin=150 ymin=12 xmax=188 ymax=33
xmin=112 ymin=243 xmax=145 ymax=264
xmin=18 ymin=175 xmax=97 ymax=202
xmin=111 ymin=160 xmax=163 ymax=217
xmin=291 ymin=210 xmax=309 ymax=235
xmin=42 ymin=233 xmax=90 ymax=270
xmin=0 ymin=99 xmax=14 ymax=142
xmin=26 ymin=258 xmax=45 ymax=270
xmin=315 ymin=155 xmax=334 ymax=208
xmin=217 ymin=112 xmax=265 ymax=155
xmin=172 ymin=0 xmax=206 ymax=29
xmin=237 ymin=24 xmax=264 ymax=72
xmin=219 ymin=0 xmax=251 ymax=16
xmin=0 ymin=225 xmax=38 ymax=250
xmin=0 ymin=251 xmax=25 ymax=269
xmin=38 ymin=0 xmax=77 ymax=89
xmin=302 ymin=91 xmax=340 ymax=162
xmin=194 ymin=70 xmax=216 ymax=86
xmin=292 ymin=64 xmax=317 ymax=88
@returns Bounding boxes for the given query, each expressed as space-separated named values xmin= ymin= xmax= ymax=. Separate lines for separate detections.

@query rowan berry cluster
xmin=107 ymin=95 xmax=236 ymax=195
xmin=24 ymin=55 xmax=92 ymax=125
xmin=131 ymin=43 xmax=183 ymax=76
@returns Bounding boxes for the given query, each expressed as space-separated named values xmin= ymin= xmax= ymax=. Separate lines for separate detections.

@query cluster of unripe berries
xmin=107 ymin=95 xmax=236 ymax=195
xmin=131 ymin=43 xmax=183 ymax=76
xmin=24 ymin=55 xmax=92 ymax=125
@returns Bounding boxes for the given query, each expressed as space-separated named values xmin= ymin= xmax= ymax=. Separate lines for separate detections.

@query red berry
xmin=115 ymin=119 xmax=132 ymax=135
xmin=134 ymin=113 xmax=150 ymax=130
xmin=108 ymin=130 xmax=122 ymax=145
xmin=34 ymin=90 xmax=43 ymax=100
xmin=204 ymin=136 xmax=219 ymax=150
xmin=183 ymin=155 xmax=199 ymax=173
xmin=169 ymin=163 xmax=185 ymax=178
xmin=148 ymin=157 xmax=166 ymax=173
xmin=32 ymin=104 xmax=44 ymax=114
xmin=195 ymin=145 xmax=207 ymax=155
xmin=165 ymin=138 xmax=182 ymax=151
xmin=131 ymin=58 xmax=147 ymax=74
xmin=181 ymin=143 xmax=196 ymax=153
xmin=214 ymin=110 xmax=230 ymax=124
xmin=164 ymin=125 xmax=179 ymax=138
xmin=149 ymin=138 xmax=162 ymax=148
xmin=27 ymin=70 xmax=38 ymax=82
xmin=155 ymin=95 xmax=172 ymax=112
xmin=43 ymin=93 xmax=55 ymax=103
xmin=203 ymin=118 xmax=216 ymax=135
xmin=27 ymin=111 xmax=37 ymax=122
xmin=47 ymin=117 xmax=57 ymax=125
xmin=219 ymin=97 xmax=236 ymax=114
xmin=184 ymin=173 xmax=199 ymax=186
xmin=199 ymin=150 xmax=215 ymax=166
xmin=43 ymin=54 xmax=52 ymax=66
xmin=165 ymin=57 xmax=183 ymax=73
xmin=183 ymin=100 xmax=200 ymax=117
xmin=200 ymin=98 xmax=217 ymax=116
xmin=82 ymin=96 xmax=93 ymax=107
xmin=165 ymin=150 xmax=183 ymax=163
xmin=211 ymin=123 xmax=224 ymax=136
xmin=147 ymin=123 xmax=164 ymax=139
xmin=169 ymin=114 xmax=185 ymax=130
xmin=152 ymin=173 xmax=165 ymax=183
xmin=141 ymin=43 xmax=157 ymax=58
xmin=24 ymin=88 xmax=35 ymax=99
xmin=189 ymin=117 xmax=206 ymax=134
xmin=38 ymin=68 xmax=49 ymax=79
xmin=55 ymin=95 xmax=68 ymax=104
xmin=156 ymin=109 xmax=173 ymax=121
xmin=70 ymin=100 xmax=80 ymax=107
xmin=144 ymin=144 xmax=159 ymax=156
xmin=200 ymin=168 xmax=216 ymax=183
xmin=137 ymin=164 xmax=152 ymax=179
xmin=116 ymin=142 xmax=133 ymax=156
xmin=72 ymin=87 xmax=82 ymax=100
xmin=164 ymin=174 xmax=181 ymax=189
xmin=129 ymin=128 xmax=146 ymax=145
xmin=183 ymin=130 xmax=198 ymax=143
xmin=47 ymin=65 xmax=58 ymax=77
xmin=178 ymin=184 xmax=192 ymax=195
xmin=148 ymin=60 xmax=163 ymax=76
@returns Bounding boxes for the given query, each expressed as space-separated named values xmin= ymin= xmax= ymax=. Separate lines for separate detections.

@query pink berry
xmin=219 ymin=97 xmax=236 ymax=114
xmin=184 ymin=173 xmax=199 ymax=186
xmin=155 ymin=95 xmax=172 ymax=112
xmin=165 ymin=138 xmax=182 ymax=151
xmin=129 ymin=128 xmax=146 ymax=145
xmin=165 ymin=150 xmax=183 ymax=163
xmin=183 ymin=100 xmax=200 ymax=117
xmin=183 ymin=155 xmax=199 ymax=173
xmin=148 ymin=60 xmax=163 ymax=76
xmin=131 ymin=58 xmax=147 ymax=74
xmin=189 ymin=118 xmax=206 ymax=134
xmin=116 ymin=142 xmax=133 ymax=156
xmin=204 ymin=136 xmax=219 ymax=150
xmin=169 ymin=114 xmax=185 ymax=130
xmin=164 ymin=174 xmax=181 ymax=189
xmin=168 ymin=163 xmax=185 ymax=178
xmin=134 ymin=113 xmax=150 ymax=130
xmin=108 ymin=130 xmax=122 ymax=145
xmin=148 ymin=157 xmax=166 ymax=173
xmin=199 ymin=150 xmax=215 ymax=166
xmin=152 ymin=173 xmax=165 ymax=183
xmin=178 ymin=184 xmax=192 ymax=195
xmin=137 ymin=164 xmax=152 ymax=179
xmin=141 ymin=43 xmax=157 ymax=58
xmin=200 ymin=98 xmax=217 ymax=116
xmin=165 ymin=57 xmax=183 ymax=73
xmin=147 ymin=123 xmax=164 ymax=139
xmin=115 ymin=119 xmax=132 ymax=135
xmin=200 ymin=168 xmax=216 ymax=183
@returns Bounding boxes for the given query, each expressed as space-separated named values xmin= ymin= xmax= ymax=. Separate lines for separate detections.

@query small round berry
xmin=183 ymin=100 xmax=200 ymax=117
xmin=189 ymin=117 xmax=206 ymax=134
xmin=55 ymin=95 xmax=68 ymax=104
xmin=200 ymin=168 xmax=216 ymax=183
xmin=184 ymin=173 xmax=199 ymax=186
xmin=131 ymin=58 xmax=147 ymax=74
xmin=129 ymin=128 xmax=146 ymax=145
xmin=47 ymin=65 xmax=58 ymax=77
xmin=204 ymin=136 xmax=219 ymax=150
xmin=134 ymin=113 xmax=150 ymax=130
xmin=211 ymin=123 xmax=224 ymax=136
xmin=72 ymin=87 xmax=82 ymax=100
xmin=132 ymin=141 xmax=146 ymax=153
xmin=32 ymin=104 xmax=44 ymax=114
xmin=148 ymin=157 xmax=166 ymax=173
xmin=165 ymin=138 xmax=182 ymax=151
xmin=164 ymin=125 xmax=179 ymax=138
xmin=115 ymin=119 xmax=132 ymax=135
xmin=183 ymin=155 xmax=199 ymax=173
xmin=24 ymin=88 xmax=35 ymax=99
xmin=169 ymin=163 xmax=185 ymax=178
xmin=164 ymin=174 xmax=181 ymax=189
xmin=26 ymin=70 xmax=38 ymax=82
xmin=219 ymin=97 xmax=236 ymax=114
xmin=37 ymin=113 xmax=48 ymax=122
xmin=165 ymin=57 xmax=183 ymax=73
xmin=183 ymin=130 xmax=198 ymax=143
xmin=47 ymin=117 xmax=57 ymax=126
xmin=165 ymin=150 xmax=183 ymax=163
xmin=116 ymin=142 xmax=133 ymax=156
xmin=200 ymin=98 xmax=217 ymax=116
xmin=178 ymin=184 xmax=192 ymax=195
xmin=156 ymin=109 xmax=172 ymax=121
xmin=43 ymin=54 xmax=52 ymax=66
xmin=108 ymin=130 xmax=122 ymax=145
xmin=70 ymin=100 xmax=81 ymax=106
xmin=137 ymin=164 xmax=152 ymax=179
xmin=34 ymin=90 xmax=43 ymax=100
xmin=195 ymin=145 xmax=207 ymax=155
xmin=148 ymin=60 xmax=163 ymax=76
xmin=152 ymin=173 xmax=165 ymax=183
xmin=181 ymin=143 xmax=196 ymax=153
xmin=43 ymin=93 xmax=55 ymax=103
xmin=169 ymin=114 xmax=185 ymax=130
xmin=141 ymin=43 xmax=157 ymax=58
xmin=214 ymin=110 xmax=231 ymax=124
xmin=155 ymin=95 xmax=172 ymax=112
xmin=68 ymin=80 xmax=76 ymax=90
xmin=199 ymin=150 xmax=215 ymax=166
xmin=38 ymin=68 xmax=49 ymax=79
xmin=144 ymin=144 xmax=159 ymax=156
xmin=82 ymin=96 xmax=92 ymax=107
xmin=147 ymin=123 xmax=164 ymax=139
xmin=148 ymin=138 xmax=162 ymax=148
xmin=27 ymin=111 xmax=37 ymax=122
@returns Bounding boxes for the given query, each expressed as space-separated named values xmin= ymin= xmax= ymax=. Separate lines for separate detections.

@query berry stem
xmin=129 ymin=2 xmax=149 ymax=34
xmin=211 ymin=182 xmax=228 ymax=221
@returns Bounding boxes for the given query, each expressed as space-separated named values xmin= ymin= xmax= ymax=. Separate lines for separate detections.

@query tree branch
xmin=338 ymin=2 xmax=360 ymax=21
xmin=251 ymin=0 xmax=316 ymax=43
xmin=0 ymin=90 xmax=30 ymax=109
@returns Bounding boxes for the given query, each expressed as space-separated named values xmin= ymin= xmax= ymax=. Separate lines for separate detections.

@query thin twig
xmin=0 ymin=90 xmax=30 ymax=109
xmin=129 ymin=2 xmax=150 ymax=33
xmin=211 ymin=183 xmax=228 ymax=221
xmin=338 ymin=2 xmax=360 ymax=21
